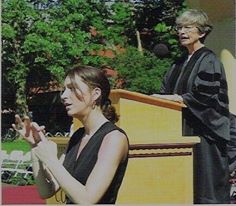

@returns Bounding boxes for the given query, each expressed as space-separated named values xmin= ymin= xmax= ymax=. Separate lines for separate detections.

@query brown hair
xmin=65 ymin=65 xmax=119 ymax=123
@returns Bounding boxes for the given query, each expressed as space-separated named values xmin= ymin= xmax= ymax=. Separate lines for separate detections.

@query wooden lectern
xmin=48 ymin=89 xmax=199 ymax=204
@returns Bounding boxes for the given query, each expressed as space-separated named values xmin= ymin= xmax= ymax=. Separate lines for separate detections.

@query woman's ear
xmin=92 ymin=87 xmax=101 ymax=102
xmin=199 ymin=32 xmax=206 ymax=39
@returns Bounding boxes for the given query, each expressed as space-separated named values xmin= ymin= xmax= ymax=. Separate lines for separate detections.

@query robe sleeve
xmin=228 ymin=113 xmax=236 ymax=172
xmin=159 ymin=64 xmax=176 ymax=94
xmin=182 ymin=53 xmax=230 ymax=141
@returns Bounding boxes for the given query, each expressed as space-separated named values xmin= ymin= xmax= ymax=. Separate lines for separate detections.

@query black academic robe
xmin=160 ymin=47 xmax=230 ymax=204
xmin=229 ymin=113 xmax=236 ymax=173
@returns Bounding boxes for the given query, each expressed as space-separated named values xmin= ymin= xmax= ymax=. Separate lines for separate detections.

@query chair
xmin=2 ymin=150 xmax=24 ymax=175
xmin=20 ymin=152 xmax=33 ymax=178
xmin=0 ymin=150 xmax=9 ymax=166
xmin=1 ymin=150 xmax=33 ymax=182
xmin=22 ymin=151 xmax=31 ymax=162
xmin=1 ymin=150 xmax=23 ymax=182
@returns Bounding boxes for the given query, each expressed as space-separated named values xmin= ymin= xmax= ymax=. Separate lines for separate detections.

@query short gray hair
xmin=176 ymin=9 xmax=213 ymax=36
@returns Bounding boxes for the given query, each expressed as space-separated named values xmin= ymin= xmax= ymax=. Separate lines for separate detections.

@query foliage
xmin=2 ymin=0 xmax=187 ymax=123
xmin=2 ymin=139 xmax=31 ymax=154
xmin=109 ymin=46 xmax=173 ymax=94
xmin=2 ymin=0 xmax=134 ymax=114
xmin=130 ymin=0 xmax=187 ymax=59
xmin=2 ymin=170 xmax=35 ymax=186
xmin=2 ymin=0 xmax=39 ymax=113
xmin=2 ymin=128 xmax=20 ymax=142
xmin=1 ymin=139 xmax=34 ymax=186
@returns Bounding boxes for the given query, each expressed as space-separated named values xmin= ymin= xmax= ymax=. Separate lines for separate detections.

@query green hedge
xmin=2 ymin=139 xmax=34 ymax=185
xmin=2 ymin=139 xmax=31 ymax=154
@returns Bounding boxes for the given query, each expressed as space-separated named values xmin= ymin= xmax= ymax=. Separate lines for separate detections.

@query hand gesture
xmin=33 ymin=140 xmax=58 ymax=166
xmin=12 ymin=114 xmax=46 ymax=147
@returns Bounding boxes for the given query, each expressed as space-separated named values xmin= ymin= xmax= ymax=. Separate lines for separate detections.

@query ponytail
xmin=101 ymin=99 xmax=119 ymax=123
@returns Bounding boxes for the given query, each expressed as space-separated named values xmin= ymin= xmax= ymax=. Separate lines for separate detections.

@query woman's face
xmin=176 ymin=24 xmax=204 ymax=48
xmin=61 ymin=75 xmax=93 ymax=118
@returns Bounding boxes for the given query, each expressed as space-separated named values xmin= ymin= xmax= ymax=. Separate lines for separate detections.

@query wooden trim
xmin=110 ymin=89 xmax=186 ymax=111
xmin=49 ymin=138 xmax=196 ymax=158
xmin=128 ymin=142 xmax=195 ymax=158
xmin=129 ymin=152 xmax=192 ymax=158
xmin=129 ymin=142 xmax=196 ymax=150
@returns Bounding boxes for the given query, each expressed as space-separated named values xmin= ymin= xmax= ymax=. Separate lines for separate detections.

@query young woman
xmin=12 ymin=65 xmax=129 ymax=204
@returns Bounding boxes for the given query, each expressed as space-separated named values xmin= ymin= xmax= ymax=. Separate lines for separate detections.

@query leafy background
xmin=2 ymin=0 xmax=187 ymax=134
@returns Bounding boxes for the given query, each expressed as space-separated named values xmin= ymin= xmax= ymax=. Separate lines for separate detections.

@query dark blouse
xmin=63 ymin=121 xmax=129 ymax=204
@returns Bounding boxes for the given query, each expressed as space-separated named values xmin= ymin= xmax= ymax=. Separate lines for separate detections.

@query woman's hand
xmin=12 ymin=114 xmax=46 ymax=147
xmin=151 ymin=94 xmax=183 ymax=103
xmin=32 ymin=140 xmax=58 ymax=166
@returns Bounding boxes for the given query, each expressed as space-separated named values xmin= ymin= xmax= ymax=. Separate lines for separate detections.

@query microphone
xmin=153 ymin=43 xmax=170 ymax=58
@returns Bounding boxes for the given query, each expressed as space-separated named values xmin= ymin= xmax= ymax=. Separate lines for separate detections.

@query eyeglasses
xmin=175 ymin=25 xmax=199 ymax=33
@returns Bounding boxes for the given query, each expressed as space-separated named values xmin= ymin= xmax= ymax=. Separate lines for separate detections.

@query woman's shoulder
xmin=99 ymin=128 xmax=129 ymax=161
xmin=203 ymin=49 xmax=217 ymax=59
xmin=106 ymin=129 xmax=127 ymax=140
xmin=198 ymin=48 xmax=224 ymax=72
xmin=102 ymin=122 xmax=128 ymax=143
xmin=198 ymin=47 xmax=219 ymax=61
xmin=101 ymin=122 xmax=126 ymax=135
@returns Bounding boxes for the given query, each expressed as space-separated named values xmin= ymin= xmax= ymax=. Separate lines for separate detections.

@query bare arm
xmin=12 ymin=115 xmax=62 ymax=198
xmin=33 ymin=130 xmax=128 ymax=204
xmin=31 ymin=150 xmax=65 ymax=198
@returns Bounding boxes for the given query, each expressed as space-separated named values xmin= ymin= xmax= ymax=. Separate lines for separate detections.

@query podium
xmin=48 ymin=89 xmax=199 ymax=204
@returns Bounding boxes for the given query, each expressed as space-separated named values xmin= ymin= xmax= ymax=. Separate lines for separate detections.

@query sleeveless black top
xmin=63 ymin=121 xmax=129 ymax=204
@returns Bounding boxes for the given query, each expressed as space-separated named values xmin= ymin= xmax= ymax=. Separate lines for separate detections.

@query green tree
xmin=108 ymin=46 xmax=172 ymax=94
xmin=129 ymin=0 xmax=186 ymax=59
xmin=107 ymin=0 xmax=187 ymax=93
xmin=2 ymin=0 xmax=186 ymax=115
xmin=2 ymin=0 xmax=134 ymax=114
xmin=2 ymin=0 xmax=40 ymax=113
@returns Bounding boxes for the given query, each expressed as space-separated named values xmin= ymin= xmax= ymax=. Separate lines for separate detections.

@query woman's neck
xmin=79 ymin=109 xmax=108 ymax=135
xmin=187 ymin=42 xmax=205 ymax=55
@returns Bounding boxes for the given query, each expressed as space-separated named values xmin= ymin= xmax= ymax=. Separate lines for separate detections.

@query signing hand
xmin=12 ymin=114 xmax=46 ymax=147
xmin=32 ymin=140 xmax=58 ymax=166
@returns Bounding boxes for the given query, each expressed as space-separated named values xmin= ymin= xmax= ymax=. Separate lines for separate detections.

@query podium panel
xmin=117 ymin=142 xmax=198 ymax=203
xmin=117 ymin=98 xmax=182 ymax=143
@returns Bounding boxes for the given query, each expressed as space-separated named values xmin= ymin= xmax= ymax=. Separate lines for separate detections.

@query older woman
xmin=12 ymin=65 xmax=129 ymax=204
xmin=153 ymin=9 xmax=230 ymax=204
